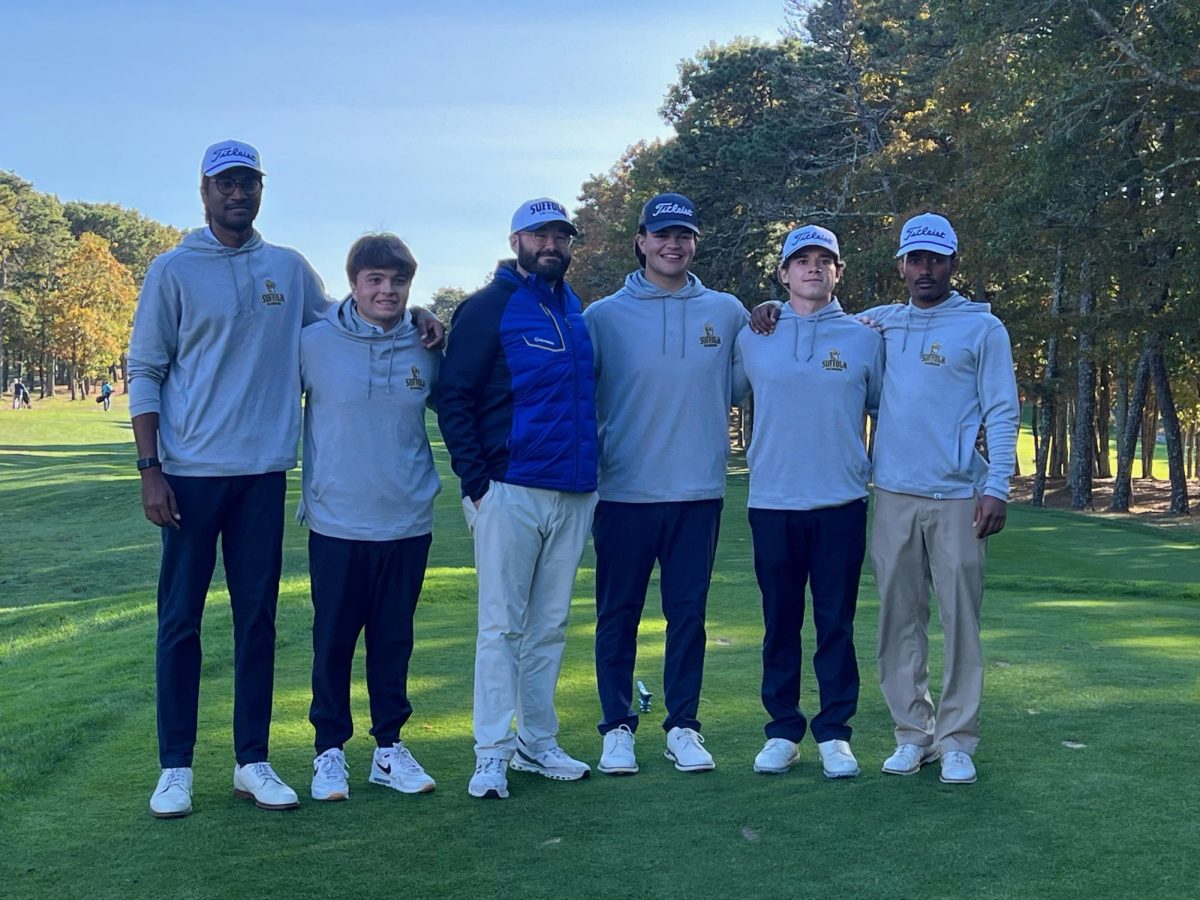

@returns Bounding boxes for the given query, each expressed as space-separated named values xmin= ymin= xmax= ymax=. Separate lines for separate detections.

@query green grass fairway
xmin=2 ymin=397 xmax=1198 ymax=899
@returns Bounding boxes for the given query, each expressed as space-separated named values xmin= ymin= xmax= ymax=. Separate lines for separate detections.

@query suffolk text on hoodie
xmin=583 ymin=271 xmax=749 ymax=503
xmin=298 ymin=299 xmax=442 ymax=541
xmin=867 ymin=292 xmax=1019 ymax=501
xmin=127 ymin=228 xmax=331 ymax=476
xmin=737 ymin=299 xmax=883 ymax=510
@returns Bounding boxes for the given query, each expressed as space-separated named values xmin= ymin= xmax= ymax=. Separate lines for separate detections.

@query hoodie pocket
xmin=958 ymin=422 xmax=988 ymax=482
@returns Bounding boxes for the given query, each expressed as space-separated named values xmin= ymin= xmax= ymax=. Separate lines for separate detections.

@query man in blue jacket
xmin=437 ymin=198 xmax=599 ymax=800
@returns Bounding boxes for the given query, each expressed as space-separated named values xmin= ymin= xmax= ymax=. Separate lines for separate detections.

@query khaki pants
xmin=464 ymin=481 xmax=598 ymax=759
xmin=871 ymin=489 xmax=986 ymax=755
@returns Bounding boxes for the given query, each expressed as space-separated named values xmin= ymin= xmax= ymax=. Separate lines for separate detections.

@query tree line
xmin=567 ymin=0 xmax=1199 ymax=514
xmin=0 ymin=172 xmax=181 ymax=400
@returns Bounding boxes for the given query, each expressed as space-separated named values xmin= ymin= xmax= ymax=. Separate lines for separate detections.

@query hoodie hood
xmin=779 ymin=298 xmax=848 ymax=362
xmin=180 ymin=228 xmax=266 ymax=317
xmin=621 ymin=269 xmax=710 ymax=357
xmin=901 ymin=291 xmax=992 ymax=354
xmin=323 ymin=296 xmax=419 ymax=399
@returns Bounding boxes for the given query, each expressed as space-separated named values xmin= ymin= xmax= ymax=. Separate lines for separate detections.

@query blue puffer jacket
xmin=437 ymin=261 xmax=598 ymax=501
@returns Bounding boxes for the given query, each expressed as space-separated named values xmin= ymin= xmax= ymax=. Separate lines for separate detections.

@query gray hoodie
xmin=737 ymin=299 xmax=883 ymax=510
xmin=867 ymin=292 xmax=1019 ymax=500
xmin=298 ymin=299 xmax=442 ymax=541
xmin=127 ymin=228 xmax=331 ymax=476
xmin=583 ymin=270 xmax=749 ymax=502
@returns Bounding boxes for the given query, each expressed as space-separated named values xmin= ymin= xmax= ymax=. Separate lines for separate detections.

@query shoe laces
xmin=316 ymin=750 xmax=347 ymax=779
xmin=540 ymin=745 xmax=576 ymax=764
xmin=247 ymin=762 xmax=283 ymax=785
xmin=390 ymin=743 xmax=425 ymax=775
xmin=944 ymin=750 xmax=970 ymax=767
xmin=675 ymin=728 xmax=706 ymax=749
xmin=610 ymin=726 xmax=634 ymax=749
xmin=476 ymin=757 xmax=506 ymax=776
xmin=162 ymin=768 xmax=190 ymax=790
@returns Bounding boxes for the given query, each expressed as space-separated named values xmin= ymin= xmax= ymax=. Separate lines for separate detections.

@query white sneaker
xmin=664 ymin=727 xmax=715 ymax=772
xmin=939 ymin=750 xmax=977 ymax=784
xmin=882 ymin=743 xmax=939 ymax=776
xmin=233 ymin=762 xmax=300 ymax=810
xmin=370 ymin=740 xmax=436 ymax=794
xmin=311 ymin=748 xmax=349 ymax=801
xmin=510 ymin=740 xmax=591 ymax=781
xmin=598 ymin=725 xmax=638 ymax=775
xmin=149 ymin=767 xmax=193 ymax=818
xmin=817 ymin=739 xmax=860 ymax=779
xmin=753 ymin=737 xmax=799 ymax=774
xmin=468 ymin=757 xmax=509 ymax=799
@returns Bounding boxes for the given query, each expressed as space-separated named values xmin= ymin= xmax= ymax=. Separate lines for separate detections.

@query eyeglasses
xmin=212 ymin=175 xmax=263 ymax=196
xmin=521 ymin=230 xmax=573 ymax=247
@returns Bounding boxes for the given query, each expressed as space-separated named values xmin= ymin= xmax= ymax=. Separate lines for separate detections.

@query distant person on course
xmin=582 ymin=192 xmax=749 ymax=776
xmin=100 ymin=380 xmax=113 ymax=411
xmin=301 ymin=234 xmax=440 ymax=802
xmin=737 ymin=226 xmax=881 ymax=780
xmin=436 ymin=198 xmax=598 ymax=800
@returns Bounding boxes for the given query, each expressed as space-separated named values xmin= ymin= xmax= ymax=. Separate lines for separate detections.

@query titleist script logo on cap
xmin=781 ymin=225 xmax=840 ymax=261
xmin=654 ymin=200 xmax=693 ymax=218
xmin=202 ymin=140 xmax=264 ymax=177
xmin=642 ymin=193 xmax=699 ymax=232
xmin=896 ymin=213 xmax=957 ymax=257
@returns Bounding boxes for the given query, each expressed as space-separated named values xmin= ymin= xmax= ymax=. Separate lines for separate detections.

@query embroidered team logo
xmin=821 ymin=349 xmax=848 ymax=372
xmin=260 ymin=279 xmax=285 ymax=306
xmin=921 ymin=342 xmax=946 ymax=367
xmin=405 ymin=366 xmax=426 ymax=391
xmin=699 ymin=324 xmax=722 ymax=348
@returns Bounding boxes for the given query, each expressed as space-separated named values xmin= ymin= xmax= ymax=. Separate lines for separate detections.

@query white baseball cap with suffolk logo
xmin=201 ymin=140 xmax=265 ymax=177
xmin=780 ymin=225 xmax=840 ymax=263
xmin=896 ymin=213 xmax=957 ymax=257
xmin=510 ymin=197 xmax=578 ymax=236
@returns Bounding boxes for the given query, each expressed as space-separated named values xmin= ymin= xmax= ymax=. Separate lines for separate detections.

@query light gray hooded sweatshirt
xmin=298 ymin=299 xmax=441 ymax=541
xmin=737 ymin=299 xmax=883 ymax=510
xmin=127 ymin=228 xmax=330 ymax=476
xmin=867 ymin=292 xmax=1020 ymax=500
xmin=583 ymin=270 xmax=749 ymax=502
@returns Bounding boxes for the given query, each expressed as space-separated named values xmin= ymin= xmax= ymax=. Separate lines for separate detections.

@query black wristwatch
xmin=137 ymin=456 xmax=161 ymax=471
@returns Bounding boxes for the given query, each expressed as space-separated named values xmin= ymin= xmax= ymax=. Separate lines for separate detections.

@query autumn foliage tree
xmin=43 ymin=232 xmax=137 ymax=399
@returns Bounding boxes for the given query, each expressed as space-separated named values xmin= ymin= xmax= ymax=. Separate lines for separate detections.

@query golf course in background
xmin=1 ymin=397 xmax=1197 ymax=899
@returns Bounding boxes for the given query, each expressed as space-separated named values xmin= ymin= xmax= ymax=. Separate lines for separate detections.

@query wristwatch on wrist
xmin=136 ymin=456 xmax=161 ymax=471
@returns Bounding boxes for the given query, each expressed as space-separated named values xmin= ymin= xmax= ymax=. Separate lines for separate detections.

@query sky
xmin=2 ymin=0 xmax=793 ymax=304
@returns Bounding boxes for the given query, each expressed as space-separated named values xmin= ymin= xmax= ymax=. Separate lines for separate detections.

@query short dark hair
xmin=346 ymin=233 xmax=418 ymax=284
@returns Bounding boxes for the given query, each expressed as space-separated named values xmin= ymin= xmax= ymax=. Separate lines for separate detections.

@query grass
xmin=1 ymin=395 xmax=1198 ymax=899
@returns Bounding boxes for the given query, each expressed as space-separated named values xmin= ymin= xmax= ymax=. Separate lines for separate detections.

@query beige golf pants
xmin=464 ymin=481 xmax=598 ymax=759
xmin=871 ymin=488 xmax=987 ymax=755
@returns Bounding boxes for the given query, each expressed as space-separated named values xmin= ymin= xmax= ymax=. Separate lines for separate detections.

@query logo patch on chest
xmin=821 ymin=349 xmax=848 ymax=372
xmin=699 ymin=323 xmax=722 ymax=348
xmin=921 ymin=342 xmax=946 ymax=367
xmin=405 ymin=366 xmax=426 ymax=391
xmin=260 ymin=279 xmax=285 ymax=306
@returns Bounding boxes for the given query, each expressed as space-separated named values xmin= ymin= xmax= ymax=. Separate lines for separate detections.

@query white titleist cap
xmin=201 ymin=140 xmax=265 ymax=177
xmin=781 ymin=225 xmax=840 ymax=262
xmin=896 ymin=213 xmax=957 ymax=257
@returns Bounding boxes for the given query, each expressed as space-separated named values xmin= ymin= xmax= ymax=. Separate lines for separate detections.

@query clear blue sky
xmin=2 ymin=1 xmax=791 ymax=303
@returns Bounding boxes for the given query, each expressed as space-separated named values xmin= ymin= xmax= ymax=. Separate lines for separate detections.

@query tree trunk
xmin=1140 ymin=389 xmax=1157 ymax=479
xmin=1148 ymin=350 xmax=1189 ymax=514
xmin=1052 ymin=399 xmax=1070 ymax=479
xmin=1031 ymin=244 xmax=1066 ymax=506
xmin=1070 ymin=272 xmax=1096 ymax=509
xmin=1096 ymin=364 xmax=1112 ymax=477
xmin=1110 ymin=347 xmax=1152 ymax=511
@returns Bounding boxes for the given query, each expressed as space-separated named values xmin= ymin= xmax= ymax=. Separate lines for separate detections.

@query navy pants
xmin=308 ymin=530 xmax=432 ymax=755
xmin=749 ymin=500 xmax=866 ymax=743
xmin=156 ymin=472 xmax=285 ymax=768
xmin=593 ymin=499 xmax=722 ymax=735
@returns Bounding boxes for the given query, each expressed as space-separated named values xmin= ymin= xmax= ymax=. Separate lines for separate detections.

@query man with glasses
xmin=437 ymin=198 xmax=599 ymax=800
xmin=129 ymin=139 xmax=443 ymax=818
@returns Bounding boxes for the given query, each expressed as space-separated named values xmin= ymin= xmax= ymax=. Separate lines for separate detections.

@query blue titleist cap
xmin=640 ymin=193 xmax=699 ymax=233
xmin=896 ymin=213 xmax=957 ymax=257
xmin=781 ymin=225 xmax=840 ymax=263
xmin=510 ymin=197 xmax=578 ymax=236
